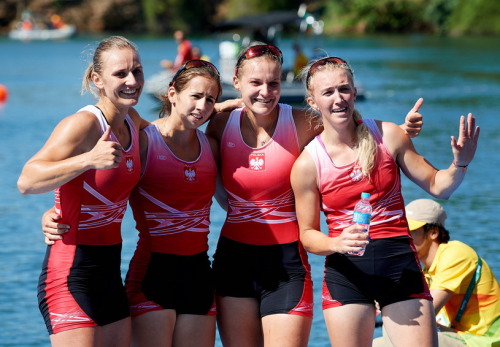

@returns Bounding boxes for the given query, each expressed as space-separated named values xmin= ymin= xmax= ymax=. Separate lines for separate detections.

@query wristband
xmin=453 ymin=161 xmax=468 ymax=173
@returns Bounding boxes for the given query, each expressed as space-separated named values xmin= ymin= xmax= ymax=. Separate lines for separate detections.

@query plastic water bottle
xmin=348 ymin=192 xmax=372 ymax=256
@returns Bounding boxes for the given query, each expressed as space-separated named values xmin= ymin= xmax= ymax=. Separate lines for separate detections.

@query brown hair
xmin=159 ymin=65 xmax=222 ymax=117
xmin=81 ymin=36 xmax=140 ymax=97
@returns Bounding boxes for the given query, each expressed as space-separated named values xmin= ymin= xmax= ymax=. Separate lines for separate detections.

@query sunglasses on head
xmin=235 ymin=44 xmax=284 ymax=70
xmin=169 ymin=60 xmax=220 ymax=87
xmin=306 ymin=57 xmax=352 ymax=86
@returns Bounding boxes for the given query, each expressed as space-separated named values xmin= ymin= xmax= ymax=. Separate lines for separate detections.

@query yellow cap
xmin=407 ymin=219 xmax=427 ymax=231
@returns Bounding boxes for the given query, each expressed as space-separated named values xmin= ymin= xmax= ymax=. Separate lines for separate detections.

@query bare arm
xmin=214 ymin=98 xmax=243 ymax=114
xmin=206 ymin=134 xmax=228 ymax=211
xmin=291 ymin=151 xmax=369 ymax=255
xmin=292 ymin=108 xmax=322 ymax=150
xmin=18 ymin=112 xmax=123 ymax=194
xmin=384 ymin=113 xmax=480 ymax=199
xmin=430 ymin=289 xmax=453 ymax=314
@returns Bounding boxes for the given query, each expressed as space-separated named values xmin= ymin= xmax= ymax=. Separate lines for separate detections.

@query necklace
xmin=245 ymin=112 xmax=279 ymax=147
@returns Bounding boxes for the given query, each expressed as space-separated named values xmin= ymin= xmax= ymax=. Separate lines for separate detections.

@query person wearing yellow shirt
xmin=380 ymin=198 xmax=500 ymax=347
xmin=375 ymin=199 xmax=500 ymax=346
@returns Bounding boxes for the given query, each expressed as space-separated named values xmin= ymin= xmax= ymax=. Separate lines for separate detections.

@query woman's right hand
xmin=42 ymin=209 xmax=69 ymax=245
xmin=331 ymin=224 xmax=370 ymax=254
xmin=86 ymin=126 xmax=123 ymax=170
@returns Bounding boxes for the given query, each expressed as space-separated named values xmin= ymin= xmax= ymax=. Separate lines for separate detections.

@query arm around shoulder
xmin=292 ymin=108 xmax=322 ymax=150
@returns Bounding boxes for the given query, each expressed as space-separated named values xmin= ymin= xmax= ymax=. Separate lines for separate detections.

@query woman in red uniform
xmin=206 ymin=43 xmax=425 ymax=347
xmin=18 ymin=36 xmax=145 ymax=347
xmin=290 ymin=56 xmax=480 ymax=347
xmin=125 ymin=60 xmax=222 ymax=347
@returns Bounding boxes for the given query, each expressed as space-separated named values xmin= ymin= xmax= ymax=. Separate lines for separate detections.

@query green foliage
xmin=447 ymin=0 xmax=500 ymax=35
xmin=223 ymin=0 xmax=304 ymax=19
xmin=318 ymin=0 xmax=500 ymax=35
xmin=321 ymin=0 xmax=425 ymax=33
xmin=141 ymin=0 xmax=221 ymax=34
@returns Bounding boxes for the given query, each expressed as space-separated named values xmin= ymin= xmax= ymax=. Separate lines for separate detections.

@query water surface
xmin=1 ymin=34 xmax=499 ymax=346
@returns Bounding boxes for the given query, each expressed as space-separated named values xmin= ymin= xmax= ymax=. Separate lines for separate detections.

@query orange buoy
xmin=0 ymin=84 xmax=8 ymax=103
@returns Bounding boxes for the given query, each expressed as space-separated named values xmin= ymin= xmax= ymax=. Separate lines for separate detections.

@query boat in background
xmin=145 ymin=4 xmax=364 ymax=104
xmin=8 ymin=10 xmax=76 ymax=41
xmin=9 ymin=24 xmax=76 ymax=41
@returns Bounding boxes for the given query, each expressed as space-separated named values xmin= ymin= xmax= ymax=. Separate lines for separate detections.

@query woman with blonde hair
xmin=18 ymin=36 xmax=146 ymax=347
xmin=291 ymin=56 xmax=479 ymax=347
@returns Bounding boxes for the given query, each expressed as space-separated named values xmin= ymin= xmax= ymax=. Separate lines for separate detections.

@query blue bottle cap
xmin=361 ymin=192 xmax=370 ymax=199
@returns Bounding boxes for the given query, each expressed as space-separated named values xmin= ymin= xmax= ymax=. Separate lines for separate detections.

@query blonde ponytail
xmin=353 ymin=110 xmax=377 ymax=178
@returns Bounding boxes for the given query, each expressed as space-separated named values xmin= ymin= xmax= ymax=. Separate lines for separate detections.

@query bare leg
xmin=324 ymin=303 xmax=376 ymax=347
xmin=173 ymin=314 xmax=216 ymax=347
xmin=50 ymin=317 xmax=131 ymax=347
xmin=382 ymin=298 xmax=438 ymax=347
xmin=216 ymin=296 xmax=263 ymax=347
xmin=131 ymin=310 xmax=176 ymax=347
xmin=102 ymin=317 xmax=131 ymax=347
xmin=262 ymin=313 xmax=312 ymax=347
xmin=50 ymin=327 xmax=100 ymax=347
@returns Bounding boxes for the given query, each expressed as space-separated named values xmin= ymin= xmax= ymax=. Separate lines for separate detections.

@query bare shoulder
xmin=29 ymin=110 xmax=101 ymax=161
xmin=206 ymin=111 xmax=231 ymax=141
xmin=379 ymin=120 xmax=411 ymax=156
xmin=380 ymin=120 xmax=408 ymax=140
xmin=292 ymin=107 xmax=322 ymax=149
xmin=292 ymin=107 xmax=308 ymax=126
xmin=59 ymin=110 xmax=101 ymax=138
xmin=292 ymin=150 xmax=315 ymax=177
xmin=128 ymin=107 xmax=150 ymax=129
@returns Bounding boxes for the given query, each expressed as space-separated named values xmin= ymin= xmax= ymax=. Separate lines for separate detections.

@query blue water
xmin=1 ymin=34 xmax=499 ymax=346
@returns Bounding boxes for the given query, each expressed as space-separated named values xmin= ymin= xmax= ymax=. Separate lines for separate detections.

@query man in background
xmin=161 ymin=30 xmax=193 ymax=71
xmin=375 ymin=199 xmax=500 ymax=346
xmin=407 ymin=199 xmax=500 ymax=345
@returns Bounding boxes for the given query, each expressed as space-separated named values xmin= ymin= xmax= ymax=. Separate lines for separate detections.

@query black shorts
xmin=213 ymin=236 xmax=313 ymax=317
xmin=38 ymin=244 xmax=130 ymax=334
xmin=322 ymin=236 xmax=431 ymax=309
xmin=141 ymin=251 xmax=215 ymax=315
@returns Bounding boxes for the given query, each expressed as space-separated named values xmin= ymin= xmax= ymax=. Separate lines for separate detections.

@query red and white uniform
xmin=220 ymin=104 xmax=301 ymax=245
xmin=126 ymin=124 xmax=217 ymax=316
xmin=304 ymin=118 xmax=410 ymax=239
xmin=39 ymin=105 xmax=140 ymax=334
xmin=130 ymin=124 xmax=216 ymax=255
xmin=214 ymin=104 xmax=313 ymax=318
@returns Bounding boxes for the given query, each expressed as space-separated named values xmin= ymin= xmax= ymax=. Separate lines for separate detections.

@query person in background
xmin=291 ymin=56 xmax=480 ymax=347
xmin=206 ymin=43 xmax=425 ymax=347
xmin=17 ymin=36 xmax=146 ymax=347
xmin=292 ymin=42 xmax=308 ymax=78
xmin=191 ymin=46 xmax=211 ymax=62
xmin=161 ymin=30 xmax=194 ymax=71
xmin=376 ymin=199 xmax=500 ymax=347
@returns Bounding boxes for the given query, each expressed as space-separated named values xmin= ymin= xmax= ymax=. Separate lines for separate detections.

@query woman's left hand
xmin=402 ymin=98 xmax=424 ymax=138
xmin=451 ymin=113 xmax=480 ymax=167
